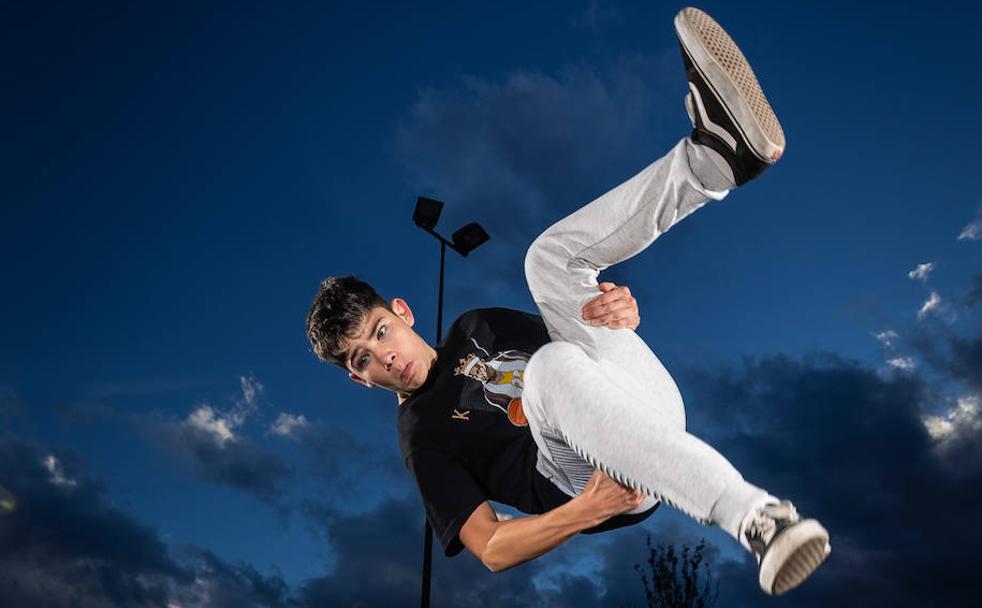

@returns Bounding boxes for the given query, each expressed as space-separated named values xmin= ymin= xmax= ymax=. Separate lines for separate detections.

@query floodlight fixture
xmin=413 ymin=197 xmax=444 ymax=231
xmin=451 ymin=223 xmax=490 ymax=256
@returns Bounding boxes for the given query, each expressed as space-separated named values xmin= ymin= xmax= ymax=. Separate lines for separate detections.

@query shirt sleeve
xmin=406 ymin=449 xmax=488 ymax=558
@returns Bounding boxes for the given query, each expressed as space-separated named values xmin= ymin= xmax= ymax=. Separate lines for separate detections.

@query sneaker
xmin=674 ymin=7 xmax=785 ymax=185
xmin=740 ymin=500 xmax=830 ymax=595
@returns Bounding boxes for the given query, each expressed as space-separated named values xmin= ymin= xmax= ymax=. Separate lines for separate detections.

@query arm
xmin=582 ymin=282 xmax=640 ymax=330
xmin=460 ymin=469 xmax=645 ymax=573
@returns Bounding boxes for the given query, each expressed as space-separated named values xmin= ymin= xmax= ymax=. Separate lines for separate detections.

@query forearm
xmin=483 ymin=497 xmax=599 ymax=573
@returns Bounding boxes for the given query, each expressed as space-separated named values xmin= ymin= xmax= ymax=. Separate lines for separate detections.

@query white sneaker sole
xmin=759 ymin=518 xmax=830 ymax=595
xmin=674 ymin=7 xmax=785 ymax=162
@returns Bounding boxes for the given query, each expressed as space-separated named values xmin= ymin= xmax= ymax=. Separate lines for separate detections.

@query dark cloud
xmin=395 ymin=54 xmax=679 ymax=306
xmin=962 ymin=273 xmax=982 ymax=307
xmin=676 ymin=347 xmax=982 ymax=605
xmin=168 ymin=547 xmax=296 ymax=608
xmin=149 ymin=414 xmax=294 ymax=507
xmin=0 ymin=385 xmax=24 ymax=423
xmin=127 ymin=377 xmax=295 ymax=506
xmin=0 ymin=436 xmax=305 ymax=608
xmin=0 ymin=437 xmax=188 ymax=607
xmin=297 ymin=495 xmax=618 ymax=608
xmin=906 ymin=322 xmax=982 ymax=396
xmin=297 ymin=497 xmax=430 ymax=606
xmin=279 ymin=419 xmax=406 ymax=492
xmin=945 ymin=334 xmax=982 ymax=394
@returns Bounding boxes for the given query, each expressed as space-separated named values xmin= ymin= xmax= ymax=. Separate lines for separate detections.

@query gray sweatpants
xmin=521 ymin=137 xmax=773 ymax=542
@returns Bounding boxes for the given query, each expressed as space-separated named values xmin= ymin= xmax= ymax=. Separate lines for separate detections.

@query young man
xmin=307 ymin=7 xmax=830 ymax=596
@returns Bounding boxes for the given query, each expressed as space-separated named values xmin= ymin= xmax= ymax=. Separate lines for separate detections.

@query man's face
xmin=344 ymin=299 xmax=435 ymax=396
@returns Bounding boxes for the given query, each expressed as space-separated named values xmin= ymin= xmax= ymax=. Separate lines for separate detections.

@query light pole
xmin=412 ymin=196 xmax=489 ymax=608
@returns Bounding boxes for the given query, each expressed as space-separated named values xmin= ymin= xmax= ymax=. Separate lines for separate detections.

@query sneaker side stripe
xmin=679 ymin=42 xmax=767 ymax=164
xmin=688 ymin=82 xmax=737 ymax=151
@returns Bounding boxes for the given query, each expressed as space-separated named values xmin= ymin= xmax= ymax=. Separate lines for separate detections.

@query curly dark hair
xmin=306 ymin=275 xmax=391 ymax=368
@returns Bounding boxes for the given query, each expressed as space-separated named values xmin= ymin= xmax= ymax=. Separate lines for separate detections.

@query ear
xmin=348 ymin=372 xmax=372 ymax=388
xmin=391 ymin=298 xmax=415 ymax=327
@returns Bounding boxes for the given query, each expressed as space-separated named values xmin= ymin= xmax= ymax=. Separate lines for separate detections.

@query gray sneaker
xmin=674 ymin=7 xmax=785 ymax=185
xmin=741 ymin=500 xmax=831 ymax=595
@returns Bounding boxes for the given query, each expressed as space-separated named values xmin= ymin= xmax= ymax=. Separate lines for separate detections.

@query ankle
xmin=686 ymin=138 xmax=737 ymax=191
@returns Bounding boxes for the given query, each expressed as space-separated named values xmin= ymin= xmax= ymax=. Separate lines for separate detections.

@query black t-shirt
xmin=397 ymin=307 xmax=657 ymax=557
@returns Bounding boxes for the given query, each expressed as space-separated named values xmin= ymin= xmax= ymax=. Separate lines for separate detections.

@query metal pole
xmin=437 ymin=240 xmax=446 ymax=343
xmin=421 ymin=520 xmax=433 ymax=608
xmin=420 ymin=240 xmax=446 ymax=608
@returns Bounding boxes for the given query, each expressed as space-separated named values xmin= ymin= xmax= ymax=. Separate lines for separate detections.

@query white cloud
xmin=887 ymin=357 xmax=915 ymax=370
xmin=922 ymin=395 xmax=981 ymax=444
xmin=239 ymin=375 xmax=262 ymax=409
xmin=185 ymin=405 xmax=236 ymax=445
xmin=958 ymin=220 xmax=981 ymax=241
xmin=917 ymin=291 xmax=941 ymax=320
xmin=269 ymin=413 xmax=309 ymax=439
xmin=229 ymin=375 xmax=263 ymax=427
xmin=908 ymin=262 xmax=934 ymax=282
xmin=874 ymin=330 xmax=898 ymax=348
xmin=181 ymin=375 xmax=267 ymax=447
xmin=43 ymin=455 xmax=77 ymax=488
xmin=874 ymin=331 xmax=916 ymax=373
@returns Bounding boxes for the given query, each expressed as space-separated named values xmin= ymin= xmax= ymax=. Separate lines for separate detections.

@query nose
xmin=384 ymin=351 xmax=396 ymax=370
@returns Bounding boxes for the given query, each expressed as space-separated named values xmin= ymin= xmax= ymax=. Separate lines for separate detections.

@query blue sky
xmin=2 ymin=1 xmax=981 ymax=606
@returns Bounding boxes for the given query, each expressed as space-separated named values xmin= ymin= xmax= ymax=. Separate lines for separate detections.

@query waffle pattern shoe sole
xmin=759 ymin=518 xmax=830 ymax=595
xmin=674 ymin=7 xmax=785 ymax=185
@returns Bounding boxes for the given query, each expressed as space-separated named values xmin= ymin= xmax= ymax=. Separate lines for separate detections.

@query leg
xmin=524 ymin=137 xmax=731 ymax=423
xmin=523 ymin=340 xmax=772 ymax=540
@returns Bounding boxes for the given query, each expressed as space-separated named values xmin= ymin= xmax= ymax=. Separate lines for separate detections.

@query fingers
xmin=588 ymin=303 xmax=638 ymax=327
xmin=582 ymin=285 xmax=633 ymax=316
xmin=585 ymin=469 xmax=646 ymax=516
xmin=613 ymin=483 xmax=646 ymax=511
xmin=582 ymin=284 xmax=639 ymax=329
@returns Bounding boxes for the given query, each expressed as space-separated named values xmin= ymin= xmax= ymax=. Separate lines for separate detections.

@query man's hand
xmin=465 ymin=469 xmax=646 ymax=573
xmin=575 ymin=469 xmax=646 ymax=528
xmin=581 ymin=282 xmax=640 ymax=330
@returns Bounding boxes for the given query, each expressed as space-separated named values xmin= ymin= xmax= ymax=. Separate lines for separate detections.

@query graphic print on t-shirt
xmin=453 ymin=337 xmax=531 ymax=427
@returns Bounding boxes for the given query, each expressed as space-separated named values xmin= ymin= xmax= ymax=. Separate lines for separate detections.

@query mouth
xmin=400 ymin=361 xmax=414 ymax=383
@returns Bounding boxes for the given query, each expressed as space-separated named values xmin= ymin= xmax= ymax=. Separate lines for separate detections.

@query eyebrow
xmin=349 ymin=316 xmax=383 ymax=367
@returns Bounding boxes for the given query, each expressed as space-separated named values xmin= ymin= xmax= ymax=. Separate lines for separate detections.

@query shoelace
xmin=746 ymin=502 xmax=799 ymax=549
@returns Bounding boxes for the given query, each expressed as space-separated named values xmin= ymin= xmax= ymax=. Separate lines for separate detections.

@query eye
xmin=377 ymin=325 xmax=386 ymax=340
xmin=357 ymin=354 xmax=369 ymax=369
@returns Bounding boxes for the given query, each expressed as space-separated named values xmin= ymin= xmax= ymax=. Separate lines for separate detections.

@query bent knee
xmin=527 ymin=341 xmax=586 ymax=383
xmin=524 ymin=234 xmax=576 ymax=295
xmin=523 ymin=236 xmax=550 ymax=295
